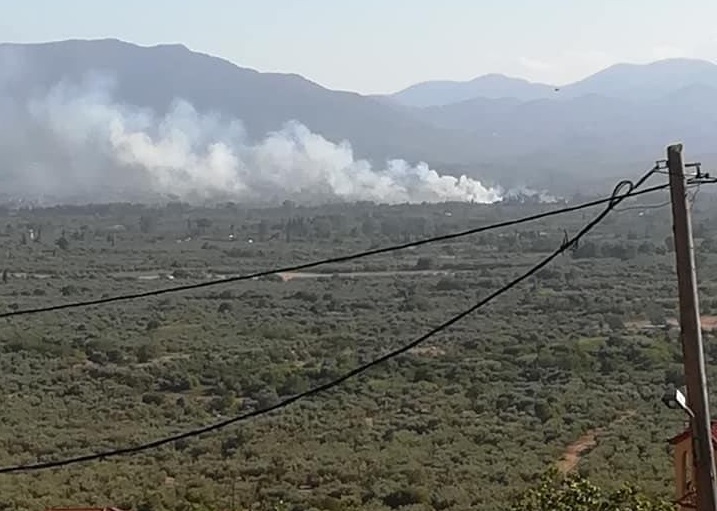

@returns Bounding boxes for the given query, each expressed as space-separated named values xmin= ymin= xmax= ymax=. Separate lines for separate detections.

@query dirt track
xmin=557 ymin=411 xmax=636 ymax=474
xmin=277 ymin=269 xmax=451 ymax=281
xmin=4 ymin=268 xmax=453 ymax=282
xmin=628 ymin=315 xmax=717 ymax=331
xmin=557 ymin=431 xmax=598 ymax=473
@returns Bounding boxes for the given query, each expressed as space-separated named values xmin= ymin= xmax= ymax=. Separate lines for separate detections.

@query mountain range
xmin=390 ymin=58 xmax=717 ymax=105
xmin=2 ymin=38 xmax=717 ymax=195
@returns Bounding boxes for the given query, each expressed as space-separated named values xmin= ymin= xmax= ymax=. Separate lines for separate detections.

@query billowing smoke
xmin=0 ymin=72 xmax=502 ymax=206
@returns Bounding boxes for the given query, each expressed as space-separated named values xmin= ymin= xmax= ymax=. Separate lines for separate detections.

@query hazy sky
xmin=3 ymin=0 xmax=717 ymax=94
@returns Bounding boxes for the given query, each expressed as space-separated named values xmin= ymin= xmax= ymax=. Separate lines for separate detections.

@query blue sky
xmin=2 ymin=0 xmax=717 ymax=93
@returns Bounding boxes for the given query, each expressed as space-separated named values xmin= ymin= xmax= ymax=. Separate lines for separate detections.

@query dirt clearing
xmin=557 ymin=411 xmax=636 ymax=474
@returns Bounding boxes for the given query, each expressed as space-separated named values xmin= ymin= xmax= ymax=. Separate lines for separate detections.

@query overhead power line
xmin=0 ymin=181 xmax=668 ymax=320
xmin=614 ymin=181 xmax=702 ymax=214
xmin=0 ymin=170 xmax=665 ymax=474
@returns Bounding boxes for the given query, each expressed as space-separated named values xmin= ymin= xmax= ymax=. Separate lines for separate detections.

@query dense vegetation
xmin=1 ymin=190 xmax=716 ymax=510
xmin=511 ymin=470 xmax=672 ymax=511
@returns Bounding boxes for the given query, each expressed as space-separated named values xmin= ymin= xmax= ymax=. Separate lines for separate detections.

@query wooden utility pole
xmin=668 ymin=143 xmax=717 ymax=511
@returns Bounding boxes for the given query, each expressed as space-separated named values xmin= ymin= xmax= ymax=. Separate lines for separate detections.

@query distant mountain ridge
xmin=559 ymin=58 xmax=717 ymax=101
xmin=2 ymin=38 xmax=717 ymax=195
xmin=390 ymin=74 xmax=556 ymax=107
xmin=0 ymin=38 xmax=493 ymax=167
xmin=389 ymin=58 xmax=717 ymax=106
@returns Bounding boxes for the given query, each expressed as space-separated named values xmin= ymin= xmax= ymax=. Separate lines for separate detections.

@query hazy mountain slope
xmin=0 ymin=39 xmax=485 ymax=166
xmin=390 ymin=74 xmax=556 ymax=107
xmin=389 ymin=58 xmax=717 ymax=107
xmin=560 ymin=58 xmax=717 ymax=101
xmin=419 ymin=76 xmax=717 ymax=153
xmin=3 ymin=39 xmax=717 ymax=198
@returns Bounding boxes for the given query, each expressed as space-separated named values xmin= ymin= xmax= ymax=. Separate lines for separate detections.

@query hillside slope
xmin=0 ymin=39 xmax=484 ymax=167
xmin=390 ymin=74 xmax=556 ymax=107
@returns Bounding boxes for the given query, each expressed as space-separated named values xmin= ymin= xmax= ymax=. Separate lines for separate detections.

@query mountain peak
xmin=391 ymin=73 xmax=554 ymax=107
xmin=560 ymin=57 xmax=717 ymax=100
xmin=389 ymin=57 xmax=717 ymax=107
xmin=584 ymin=57 xmax=717 ymax=78
xmin=468 ymin=73 xmax=542 ymax=86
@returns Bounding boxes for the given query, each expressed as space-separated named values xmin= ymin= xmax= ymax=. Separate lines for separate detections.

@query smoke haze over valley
xmin=0 ymin=72 xmax=501 ymax=205
xmin=2 ymin=39 xmax=717 ymax=205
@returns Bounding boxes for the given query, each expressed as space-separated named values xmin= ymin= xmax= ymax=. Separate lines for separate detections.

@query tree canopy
xmin=511 ymin=471 xmax=674 ymax=511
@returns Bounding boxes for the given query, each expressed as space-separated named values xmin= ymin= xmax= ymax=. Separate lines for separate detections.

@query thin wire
xmin=0 ymin=181 xmax=666 ymax=320
xmin=689 ymin=183 xmax=701 ymax=212
xmin=0 ymin=172 xmax=665 ymax=474
xmin=655 ymin=169 xmax=700 ymax=178
xmin=613 ymin=182 xmax=700 ymax=214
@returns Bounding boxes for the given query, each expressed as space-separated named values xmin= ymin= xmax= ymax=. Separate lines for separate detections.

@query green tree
xmin=415 ymin=256 xmax=434 ymax=270
xmin=136 ymin=340 xmax=162 ymax=363
xmin=55 ymin=236 xmax=70 ymax=251
xmin=664 ymin=235 xmax=675 ymax=252
xmin=139 ymin=214 xmax=156 ymax=234
xmin=646 ymin=303 xmax=666 ymax=327
xmin=572 ymin=240 xmax=599 ymax=259
xmin=511 ymin=471 xmax=673 ymax=511
xmin=604 ymin=313 xmax=625 ymax=332
xmin=195 ymin=218 xmax=213 ymax=235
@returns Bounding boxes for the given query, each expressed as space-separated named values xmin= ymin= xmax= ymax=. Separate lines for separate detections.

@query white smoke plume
xmin=0 ymin=74 xmax=502 ymax=206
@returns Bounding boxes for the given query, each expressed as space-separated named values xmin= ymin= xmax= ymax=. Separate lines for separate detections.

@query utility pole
xmin=668 ymin=143 xmax=717 ymax=511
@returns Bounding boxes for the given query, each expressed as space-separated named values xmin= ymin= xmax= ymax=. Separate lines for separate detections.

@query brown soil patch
xmin=409 ymin=345 xmax=446 ymax=358
xmin=136 ymin=353 xmax=190 ymax=368
xmin=628 ymin=315 xmax=717 ymax=331
xmin=625 ymin=319 xmax=657 ymax=330
xmin=664 ymin=315 xmax=717 ymax=331
xmin=557 ymin=411 xmax=635 ymax=474
xmin=557 ymin=431 xmax=598 ymax=474
xmin=700 ymin=315 xmax=717 ymax=330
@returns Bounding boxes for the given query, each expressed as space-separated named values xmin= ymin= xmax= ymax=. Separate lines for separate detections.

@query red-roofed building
xmin=668 ymin=421 xmax=717 ymax=510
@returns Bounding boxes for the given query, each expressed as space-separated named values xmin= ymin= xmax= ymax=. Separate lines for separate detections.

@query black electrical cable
xmin=0 ymin=173 xmax=666 ymax=474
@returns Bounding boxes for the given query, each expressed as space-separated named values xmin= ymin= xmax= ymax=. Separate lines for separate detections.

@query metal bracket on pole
xmin=667 ymin=143 xmax=717 ymax=511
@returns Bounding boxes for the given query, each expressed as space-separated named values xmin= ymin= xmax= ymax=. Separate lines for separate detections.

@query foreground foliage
xmin=511 ymin=471 xmax=674 ymax=511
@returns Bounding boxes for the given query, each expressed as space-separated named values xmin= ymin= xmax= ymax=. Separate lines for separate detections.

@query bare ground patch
xmin=409 ymin=345 xmax=446 ymax=358
xmin=557 ymin=411 xmax=636 ymax=474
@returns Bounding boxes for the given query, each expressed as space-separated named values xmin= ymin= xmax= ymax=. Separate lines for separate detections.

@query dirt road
xmin=557 ymin=411 xmax=636 ymax=474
